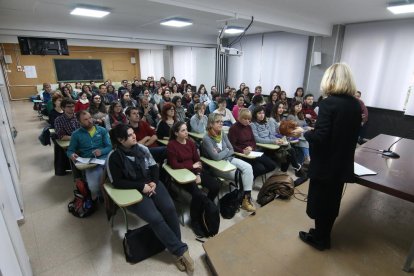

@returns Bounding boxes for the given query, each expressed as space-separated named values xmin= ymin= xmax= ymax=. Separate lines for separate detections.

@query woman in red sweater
xmin=167 ymin=121 xmax=219 ymax=201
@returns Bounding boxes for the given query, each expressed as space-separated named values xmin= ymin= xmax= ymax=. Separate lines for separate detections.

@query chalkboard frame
xmin=54 ymin=59 xmax=104 ymax=82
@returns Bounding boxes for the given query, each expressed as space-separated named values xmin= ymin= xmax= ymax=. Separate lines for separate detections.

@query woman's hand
xmin=291 ymin=127 xmax=304 ymax=137
xmin=142 ymin=184 xmax=152 ymax=194
xmin=193 ymin=161 xmax=202 ymax=169
xmin=243 ymin=146 xmax=252 ymax=155
xmin=275 ymin=139 xmax=283 ymax=145
xmin=195 ymin=175 xmax=201 ymax=184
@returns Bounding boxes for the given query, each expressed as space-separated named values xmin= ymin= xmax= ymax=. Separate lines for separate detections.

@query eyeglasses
xmin=94 ymin=97 xmax=101 ymax=100
xmin=214 ymin=120 xmax=224 ymax=124
xmin=168 ymin=108 xmax=175 ymax=111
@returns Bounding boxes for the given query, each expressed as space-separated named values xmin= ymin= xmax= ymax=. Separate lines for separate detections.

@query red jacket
xmin=228 ymin=121 xmax=256 ymax=153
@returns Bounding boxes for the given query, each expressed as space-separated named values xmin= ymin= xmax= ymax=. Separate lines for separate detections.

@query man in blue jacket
xmin=67 ymin=110 xmax=112 ymax=199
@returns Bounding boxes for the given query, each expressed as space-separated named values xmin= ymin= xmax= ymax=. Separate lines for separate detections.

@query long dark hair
xmin=109 ymin=123 xmax=130 ymax=148
xmin=169 ymin=121 xmax=186 ymax=141
xmin=289 ymin=100 xmax=304 ymax=120
xmin=271 ymin=101 xmax=284 ymax=122
xmin=89 ymin=95 xmax=107 ymax=114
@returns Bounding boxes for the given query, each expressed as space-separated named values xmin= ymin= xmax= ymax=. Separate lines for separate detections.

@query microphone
xmin=381 ymin=137 xmax=402 ymax=159
xmin=361 ymin=137 xmax=402 ymax=159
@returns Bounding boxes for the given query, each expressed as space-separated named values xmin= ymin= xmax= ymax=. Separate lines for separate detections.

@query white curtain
xmin=227 ymin=32 xmax=308 ymax=95
xmin=139 ymin=49 xmax=164 ymax=80
xmin=172 ymin=46 xmax=215 ymax=89
xmin=341 ymin=19 xmax=414 ymax=111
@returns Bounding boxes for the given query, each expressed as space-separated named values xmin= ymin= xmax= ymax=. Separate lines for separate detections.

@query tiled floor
xmin=12 ymin=101 xmax=414 ymax=275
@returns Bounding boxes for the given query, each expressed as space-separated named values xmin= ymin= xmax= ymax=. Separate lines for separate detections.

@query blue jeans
xmin=149 ymin=146 xmax=167 ymax=164
xmin=127 ymin=181 xmax=187 ymax=257
xmin=85 ymin=164 xmax=105 ymax=198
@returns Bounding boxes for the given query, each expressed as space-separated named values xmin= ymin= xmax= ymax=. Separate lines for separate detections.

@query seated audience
xmin=252 ymin=106 xmax=305 ymax=177
xmin=167 ymin=122 xmax=219 ymax=201
xmin=186 ymin=93 xmax=200 ymax=118
xmin=61 ymin=86 xmax=73 ymax=99
xmin=202 ymin=113 xmax=256 ymax=212
xmin=302 ymin=94 xmax=318 ymax=126
xmin=153 ymin=87 xmax=163 ymax=107
xmin=232 ymin=94 xmax=246 ymax=121
xmin=241 ymin=86 xmax=252 ymax=107
xmin=278 ymin=90 xmax=290 ymax=113
xmin=181 ymin=87 xmax=193 ymax=109
xmin=105 ymin=101 xmax=127 ymax=130
xmin=81 ymin=84 xmax=93 ymax=100
xmin=226 ymin=88 xmax=237 ymax=111
xmin=67 ymin=111 xmax=111 ymax=200
xmin=170 ymin=83 xmax=182 ymax=99
xmin=156 ymin=102 xmax=177 ymax=139
xmin=118 ymin=80 xmax=128 ymax=98
xmin=107 ymin=85 xmax=117 ymax=100
xmin=159 ymin=89 xmax=172 ymax=111
xmin=126 ymin=107 xmax=166 ymax=164
xmin=293 ymin=87 xmax=304 ymax=103
xmin=48 ymin=93 xmax=63 ymax=128
xmin=41 ymin=82 xmax=53 ymax=104
xmin=99 ymin=84 xmax=115 ymax=106
xmin=213 ymin=97 xmax=236 ymax=127
xmin=74 ymin=91 xmax=90 ymax=113
xmin=172 ymin=96 xmax=186 ymax=122
xmin=88 ymin=94 xmax=107 ymax=127
xmin=139 ymin=96 xmax=160 ymax=128
xmin=121 ymin=92 xmax=137 ymax=110
xmin=287 ymin=101 xmax=312 ymax=164
xmin=55 ymin=98 xmax=80 ymax=141
xmin=265 ymin=90 xmax=278 ymax=118
xmin=208 ymin=92 xmax=220 ymax=114
xmin=248 ymin=94 xmax=265 ymax=113
xmin=198 ymin=85 xmax=211 ymax=106
xmin=236 ymin=82 xmax=246 ymax=96
xmin=190 ymin=103 xmax=207 ymax=134
xmin=228 ymin=109 xmax=276 ymax=179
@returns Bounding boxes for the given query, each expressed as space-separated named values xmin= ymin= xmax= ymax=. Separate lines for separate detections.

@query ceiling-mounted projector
xmin=219 ymin=45 xmax=243 ymax=56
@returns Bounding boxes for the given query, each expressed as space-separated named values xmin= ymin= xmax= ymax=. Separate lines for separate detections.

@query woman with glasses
xmin=88 ymin=94 xmax=107 ymax=126
xmin=167 ymin=121 xmax=219 ymax=201
xmin=105 ymin=101 xmax=127 ymax=130
xmin=202 ymin=113 xmax=256 ymax=212
xmin=213 ymin=97 xmax=236 ymax=127
xmin=156 ymin=102 xmax=177 ymax=139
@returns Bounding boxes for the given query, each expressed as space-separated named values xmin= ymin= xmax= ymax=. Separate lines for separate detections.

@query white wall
xmin=227 ymin=32 xmax=309 ymax=95
xmin=341 ymin=19 xmax=414 ymax=111
xmin=172 ymin=46 xmax=216 ymax=89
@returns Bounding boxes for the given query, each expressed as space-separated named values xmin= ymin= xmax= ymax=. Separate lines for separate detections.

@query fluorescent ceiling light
xmin=224 ymin=27 xmax=244 ymax=34
xmin=70 ymin=7 xmax=110 ymax=18
xmin=160 ymin=18 xmax=193 ymax=27
xmin=387 ymin=1 xmax=414 ymax=14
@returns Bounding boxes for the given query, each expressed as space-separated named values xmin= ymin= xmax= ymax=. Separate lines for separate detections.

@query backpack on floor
xmin=257 ymin=172 xmax=294 ymax=206
xmin=190 ymin=193 xmax=220 ymax=238
xmin=38 ymin=126 xmax=51 ymax=146
xmin=68 ymin=179 xmax=95 ymax=218
xmin=219 ymin=188 xmax=243 ymax=219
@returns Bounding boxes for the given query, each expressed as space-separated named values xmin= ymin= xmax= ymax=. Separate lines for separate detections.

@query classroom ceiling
xmin=0 ymin=0 xmax=413 ymax=47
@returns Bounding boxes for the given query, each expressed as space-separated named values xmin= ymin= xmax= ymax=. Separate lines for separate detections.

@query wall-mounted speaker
xmin=312 ymin=51 xmax=322 ymax=66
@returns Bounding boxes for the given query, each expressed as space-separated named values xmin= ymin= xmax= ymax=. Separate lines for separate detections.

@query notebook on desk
xmin=354 ymin=162 xmax=377 ymax=176
xmin=76 ymin=157 xmax=105 ymax=165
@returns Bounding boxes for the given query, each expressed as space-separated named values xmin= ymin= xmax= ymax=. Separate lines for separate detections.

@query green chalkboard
xmin=54 ymin=59 xmax=104 ymax=82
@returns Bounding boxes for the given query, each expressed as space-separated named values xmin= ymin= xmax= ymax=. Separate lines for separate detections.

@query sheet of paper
xmin=24 ymin=66 xmax=37 ymax=78
xmin=248 ymin=151 xmax=264 ymax=158
xmin=90 ymin=158 xmax=105 ymax=165
xmin=354 ymin=162 xmax=377 ymax=176
xmin=76 ymin=157 xmax=91 ymax=164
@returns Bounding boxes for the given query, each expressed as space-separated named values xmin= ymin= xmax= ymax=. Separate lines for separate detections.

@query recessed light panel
xmin=160 ymin=18 xmax=193 ymax=27
xmin=70 ymin=7 xmax=110 ymax=18
xmin=387 ymin=2 xmax=414 ymax=14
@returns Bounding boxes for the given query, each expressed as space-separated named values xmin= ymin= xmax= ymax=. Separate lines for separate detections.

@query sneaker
xmin=241 ymin=195 xmax=256 ymax=212
xmin=294 ymin=176 xmax=308 ymax=187
xmin=176 ymin=249 xmax=194 ymax=272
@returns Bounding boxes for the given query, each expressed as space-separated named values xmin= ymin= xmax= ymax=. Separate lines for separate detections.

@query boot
xmin=176 ymin=249 xmax=194 ymax=272
xmin=241 ymin=195 xmax=256 ymax=212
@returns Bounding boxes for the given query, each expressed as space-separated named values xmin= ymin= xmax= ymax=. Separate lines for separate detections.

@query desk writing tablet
xmin=200 ymin=157 xmax=236 ymax=172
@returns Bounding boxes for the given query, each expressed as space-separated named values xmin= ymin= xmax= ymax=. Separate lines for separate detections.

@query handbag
xmin=123 ymin=224 xmax=166 ymax=264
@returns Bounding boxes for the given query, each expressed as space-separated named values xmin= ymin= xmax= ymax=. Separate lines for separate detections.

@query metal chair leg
xmin=120 ymin=207 xmax=129 ymax=232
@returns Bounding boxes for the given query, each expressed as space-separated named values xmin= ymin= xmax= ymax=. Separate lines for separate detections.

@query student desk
xmin=55 ymin=139 xmax=70 ymax=149
xmin=157 ymin=139 xmax=169 ymax=146
xmin=256 ymin=143 xmax=280 ymax=150
xmin=200 ymin=157 xmax=236 ymax=172
xmin=188 ymin=132 xmax=205 ymax=140
xmin=354 ymin=134 xmax=414 ymax=272
xmin=162 ymin=164 xmax=196 ymax=184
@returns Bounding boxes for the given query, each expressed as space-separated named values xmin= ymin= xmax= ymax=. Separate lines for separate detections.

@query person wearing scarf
xmin=74 ymin=91 xmax=90 ymax=113
xmin=107 ymin=124 xmax=194 ymax=273
xmin=105 ymin=101 xmax=127 ymax=130
xmin=202 ymin=113 xmax=256 ymax=212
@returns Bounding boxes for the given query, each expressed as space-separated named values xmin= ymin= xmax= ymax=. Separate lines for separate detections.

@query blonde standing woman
xmin=299 ymin=63 xmax=361 ymax=251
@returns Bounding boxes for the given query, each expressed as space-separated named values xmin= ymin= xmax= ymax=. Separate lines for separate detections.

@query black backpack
xmin=190 ymin=193 xmax=220 ymax=238
xmin=38 ymin=126 xmax=51 ymax=146
xmin=219 ymin=188 xmax=243 ymax=219
xmin=68 ymin=179 xmax=95 ymax=218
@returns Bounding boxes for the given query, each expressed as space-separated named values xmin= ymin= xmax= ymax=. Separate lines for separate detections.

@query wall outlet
xmin=16 ymin=66 xmax=23 ymax=72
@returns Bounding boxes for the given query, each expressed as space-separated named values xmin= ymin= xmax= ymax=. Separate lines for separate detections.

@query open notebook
xmin=76 ymin=157 xmax=105 ymax=165
xmin=354 ymin=162 xmax=377 ymax=176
